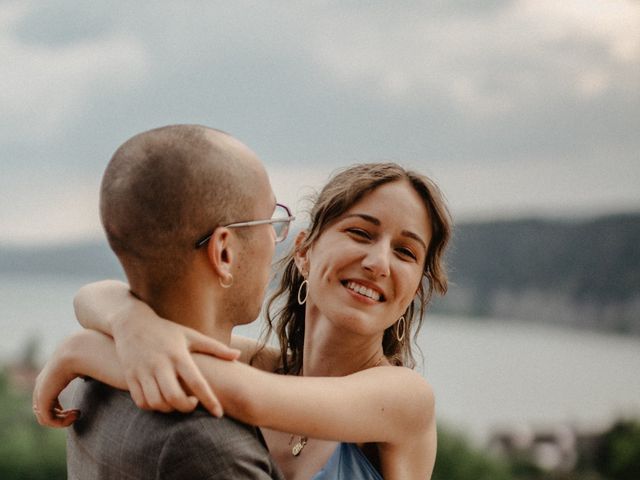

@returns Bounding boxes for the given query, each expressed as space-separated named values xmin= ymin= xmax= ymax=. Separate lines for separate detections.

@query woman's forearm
xmin=65 ymin=329 xmax=128 ymax=390
xmin=74 ymin=280 xmax=129 ymax=334
xmin=73 ymin=279 xmax=158 ymax=339
xmin=192 ymin=354 xmax=434 ymax=445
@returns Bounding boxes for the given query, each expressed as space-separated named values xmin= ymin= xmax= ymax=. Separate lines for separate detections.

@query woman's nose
xmin=362 ymin=242 xmax=391 ymax=277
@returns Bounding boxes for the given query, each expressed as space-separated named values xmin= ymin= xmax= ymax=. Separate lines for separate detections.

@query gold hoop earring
xmin=219 ymin=274 xmax=233 ymax=289
xmin=297 ymin=279 xmax=308 ymax=305
xmin=395 ymin=315 xmax=406 ymax=342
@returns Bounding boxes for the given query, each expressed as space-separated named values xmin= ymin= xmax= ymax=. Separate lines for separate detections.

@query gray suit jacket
xmin=67 ymin=380 xmax=284 ymax=479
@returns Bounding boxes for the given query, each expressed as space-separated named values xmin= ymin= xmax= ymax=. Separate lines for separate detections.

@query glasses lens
xmin=272 ymin=204 xmax=289 ymax=220
xmin=272 ymin=204 xmax=291 ymax=243
xmin=274 ymin=221 xmax=290 ymax=242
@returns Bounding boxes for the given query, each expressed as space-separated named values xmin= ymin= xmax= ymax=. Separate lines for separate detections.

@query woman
xmin=35 ymin=163 xmax=451 ymax=479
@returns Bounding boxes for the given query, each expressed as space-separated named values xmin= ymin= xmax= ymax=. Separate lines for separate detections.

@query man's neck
xmin=134 ymin=279 xmax=234 ymax=345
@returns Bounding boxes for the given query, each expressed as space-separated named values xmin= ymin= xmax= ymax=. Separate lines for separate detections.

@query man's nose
xmin=362 ymin=241 xmax=391 ymax=277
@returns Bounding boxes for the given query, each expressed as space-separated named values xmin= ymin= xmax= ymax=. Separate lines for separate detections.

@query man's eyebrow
xmin=342 ymin=213 xmax=428 ymax=252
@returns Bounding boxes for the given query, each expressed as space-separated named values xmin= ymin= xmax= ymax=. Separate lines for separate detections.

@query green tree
xmin=0 ymin=370 xmax=66 ymax=480
xmin=433 ymin=425 xmax=513 ymax=480
xmin=595 ymin=419 xmax=640 ymax=480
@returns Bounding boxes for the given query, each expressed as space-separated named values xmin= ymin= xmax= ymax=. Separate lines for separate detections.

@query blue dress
xmin=311 ymin=443 xmax=383 ymax=479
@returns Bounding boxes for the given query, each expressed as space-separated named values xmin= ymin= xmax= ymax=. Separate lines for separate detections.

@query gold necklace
xmin=289 ymin=435 xmax=308 ymax=456
xmin=288 ymin=354 xmax=386 ymax=457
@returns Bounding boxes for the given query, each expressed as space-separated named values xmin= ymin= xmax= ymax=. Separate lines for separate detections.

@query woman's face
xmin=301 ymin=180 xmax=432 ymax=337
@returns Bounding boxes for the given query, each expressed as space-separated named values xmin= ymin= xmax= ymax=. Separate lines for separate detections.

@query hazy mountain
xmin=0 ymin=241 xmax=123 ymax=278
xmin=437 ymin=212 xmax=640 ymax=333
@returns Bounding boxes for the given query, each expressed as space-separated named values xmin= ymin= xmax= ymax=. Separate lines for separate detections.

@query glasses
xmin=195 ymin=203 xmax=295 ymax=248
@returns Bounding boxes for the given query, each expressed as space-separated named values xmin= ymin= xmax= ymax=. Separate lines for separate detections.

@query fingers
xmin=128 ymin=376 xmax=151 ymax=411
xmin=126 ymin=357 xmax=222 ymax=417
xmin=32 ymin=368 xmax=75 ymax=428
xmin=32 ymin=389 xmax=80 ymax=428
xmin=176 ymin=357 xmax=223 ymax=418
xmin=54 ymin=407 xmax=81 ymax=426
xmin=137 ymin=375 xmax=173 ymax=413
xmin=33 ymin=404 xmax=80 ymax=427
xmin=32 ymin=403 xmax=51 ymax=426
xmin=155 ymin=368 xmax=198 ymax=413
xmin=188 ymin=332 xmax=240 ymax=361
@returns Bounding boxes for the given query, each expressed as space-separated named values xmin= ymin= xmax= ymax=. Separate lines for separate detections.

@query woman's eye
xmin=346 ymin=228 xmax=371 ymax=239
xmin=396 ymin=247 xmax=417 ymax=260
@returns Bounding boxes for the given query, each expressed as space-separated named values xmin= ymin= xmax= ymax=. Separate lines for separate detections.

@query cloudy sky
xmin=1 ymin=0 xmax=639 ymax=245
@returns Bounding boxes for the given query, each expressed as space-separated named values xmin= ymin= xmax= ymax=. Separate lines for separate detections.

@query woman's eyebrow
xmin=342 ymin=213 xmax=380 ymax=225
xmin=402 ymin=230 xmax=428 ymax=252
xmin=342 ymin=213 xmax=428 ymax=251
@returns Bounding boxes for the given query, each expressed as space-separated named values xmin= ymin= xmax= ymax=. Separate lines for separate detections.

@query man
xmin=35 ymin=125 xmax=290 ymax=479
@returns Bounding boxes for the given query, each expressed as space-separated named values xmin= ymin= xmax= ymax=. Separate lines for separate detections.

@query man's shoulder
xmin=159 ymin=414 xmax=284 ymax=479
xmin=72 ymin=379 xmax=256 ymax=439
xmin=68 ymin=380 xmax=284 ymax=479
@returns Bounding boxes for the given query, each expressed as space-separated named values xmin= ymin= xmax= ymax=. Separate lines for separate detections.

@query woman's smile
xmin=341 ymin=280 xmax=385 ymax=303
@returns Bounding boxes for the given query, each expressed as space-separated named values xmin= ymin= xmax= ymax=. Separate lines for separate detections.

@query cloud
xmin=0 ymin=170 xmax=102 ymax=245
xmin=306 ymin=0 xmax=640 ymax=116
xmin=268 ymin=161 xmax=333 ymax=220
xmin=0 ymin=1 xmax=638 ymax=244
xmin=0 ymin=1 xmax=149 ymax=144
xmin=436 ymin=149 xmax=640 ymax=220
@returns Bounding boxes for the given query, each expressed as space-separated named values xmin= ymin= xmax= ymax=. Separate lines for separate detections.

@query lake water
xmin=2 ymin=273 xmax=639 ymax=442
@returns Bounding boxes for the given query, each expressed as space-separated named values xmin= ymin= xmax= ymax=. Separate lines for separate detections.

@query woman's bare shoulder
xmin=371 ymin=366 xmax=435 ymax=430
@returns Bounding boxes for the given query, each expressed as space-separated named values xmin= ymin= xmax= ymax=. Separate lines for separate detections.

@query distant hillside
xmin=0 ymin=241 xmax=123 ymax=278
xmin=2 ymin=212 xmax=639 ymax=333
xmin=0 ymin=238 xmax=293 ymax=280
xmin=437 ymin=212 xmax=640 ymax=334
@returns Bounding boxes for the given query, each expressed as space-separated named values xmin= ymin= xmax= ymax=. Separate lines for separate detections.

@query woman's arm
xmin=35 ymin=330 xmax=434 ymax=447
xmin=33 ymin=330 xmax=128 ymax=427
xmin=75 ymin=281 xmax=237 ymax=358
xmin=74 ymin=281 xmax=239 ymax=360
xmin=73 ymin=280 xmax=244 ymax=413
xmin=33 ymin=329 xmax=223 ymax=426
xmin=73 ymin=280 xmax=139 ymax=334
xmin=192 ymin=354 xmax=435 ymax=445
xmin=220 ymin=358 xmax=437 ymax=477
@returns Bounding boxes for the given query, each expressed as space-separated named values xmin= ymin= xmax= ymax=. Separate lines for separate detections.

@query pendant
xmin=291 ymin=437 xmax=307 ymax=456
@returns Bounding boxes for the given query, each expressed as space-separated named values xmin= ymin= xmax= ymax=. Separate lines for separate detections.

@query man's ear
xmin=293 ymin=230 xmax=310 ymax=276
xmin=206 ymin=227 xmax=234 ymax=283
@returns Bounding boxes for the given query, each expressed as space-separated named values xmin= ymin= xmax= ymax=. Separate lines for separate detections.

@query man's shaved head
xmin=100 ymin=124 xmax=268 ymax=291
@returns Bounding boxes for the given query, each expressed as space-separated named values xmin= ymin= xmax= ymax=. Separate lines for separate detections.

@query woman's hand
xmin=110 ymin=310 xmax=239 ymax=417
xmin=32 ymin=333 xmax=85 ymax=428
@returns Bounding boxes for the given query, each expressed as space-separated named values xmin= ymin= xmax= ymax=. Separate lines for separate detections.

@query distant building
xmin=489 ymin=423 xmax=607 ymax=473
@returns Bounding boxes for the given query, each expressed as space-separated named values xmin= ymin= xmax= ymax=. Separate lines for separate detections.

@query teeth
xmin=346 ymin=281 xmax=381 ymax=301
